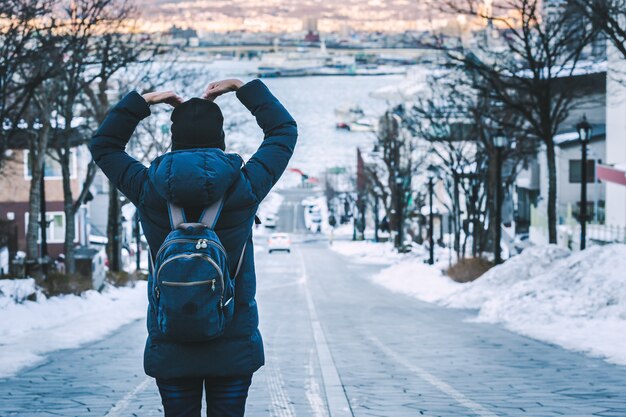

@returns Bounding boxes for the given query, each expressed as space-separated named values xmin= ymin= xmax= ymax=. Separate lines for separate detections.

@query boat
xmin=335 ymin=105 xmax=377 ymax=132
xmin=256 ymin=40 xmax=408 ymax=78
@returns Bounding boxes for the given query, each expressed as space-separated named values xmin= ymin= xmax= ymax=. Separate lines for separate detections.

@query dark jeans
xmin=156 ymin=375 xmax=252 ymax=417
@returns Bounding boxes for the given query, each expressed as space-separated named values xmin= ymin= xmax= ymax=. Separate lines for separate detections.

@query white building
xmin=604 ymin=41 xmax=626 ymax=227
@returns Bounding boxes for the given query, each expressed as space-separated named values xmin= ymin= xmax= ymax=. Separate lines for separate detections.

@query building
xmin=554 ymin=126 xmax=606 ymax=223
xmin=521 ymin=69 xmax=607 ymax=245
xmin=0 ymin=132 xmax=91 ymax=260
xmin=603 ymin=39 xmax=626 ymax=227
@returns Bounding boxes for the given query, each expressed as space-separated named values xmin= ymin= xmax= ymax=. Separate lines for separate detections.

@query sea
xmin=180 ymin=59 xmax=406 ymax=183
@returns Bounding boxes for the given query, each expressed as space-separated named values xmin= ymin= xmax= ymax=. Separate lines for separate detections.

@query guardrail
xmin=572 ymin=223 xmax=626 ymax=247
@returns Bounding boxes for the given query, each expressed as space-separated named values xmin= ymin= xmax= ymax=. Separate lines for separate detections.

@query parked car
xmin=309 ymin=211 xmax=322 ymax=232
xmin=264 ymin=215 xmax=277 ymax=229
xmin=301 ymin=196 xmax=318 ymax=208
xmin=268 ymin=233 xmax=291 ymax=254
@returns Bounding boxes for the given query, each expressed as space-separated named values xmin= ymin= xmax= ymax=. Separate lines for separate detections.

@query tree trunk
xmin=453 ymin=173 xmax=460 ymax=259
xmin=26 ymin=127 xmax=50 ymax=260
xmin=545 ymin=140 xmax=558 ymax=244
xmin=26 ymin=162 xmax=42 ymax=260
xmin=60 ymin=149 xmax=76 ymax=274
xmin=486 ymin=153 xmax=497 ymax=254
xmin=107 ymin=184 xmax=122 ymax=271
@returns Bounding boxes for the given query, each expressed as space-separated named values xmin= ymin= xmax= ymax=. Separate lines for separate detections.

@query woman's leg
xmin=204 ymin=375 xmax=253 ymax=417
xmin=156 ymin=377 xmax=204 ymax=417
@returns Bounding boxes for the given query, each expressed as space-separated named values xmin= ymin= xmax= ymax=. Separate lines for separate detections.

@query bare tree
xmin=0 ymin=1 xmax=62 ymax=170
xmin=437 ymin=0 xmax=597 ymax=244
xmin=572 ymin=0 xmax=626 ymax=59
xmin=365 ymin=106 xmax=427 ymax=250
xmin=1 ymin=1 xmax=73 ymax=263
xmin=408 ymin=75 xmax=536 ymax=258
xmin=27 ymin=0 xmax=148 ymax=274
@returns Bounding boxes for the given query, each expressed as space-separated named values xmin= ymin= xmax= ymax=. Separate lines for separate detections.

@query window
xmin=24 ymin=150 xmax=76 ymax=180
xmin=24 ymin=212 xmax=73 ymax=244
xmin=569 ymin=160 xmax=596 ymax=184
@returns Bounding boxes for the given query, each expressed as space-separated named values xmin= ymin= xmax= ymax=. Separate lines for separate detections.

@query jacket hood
xmin=148 ymin=149 xmax=242 ymax=207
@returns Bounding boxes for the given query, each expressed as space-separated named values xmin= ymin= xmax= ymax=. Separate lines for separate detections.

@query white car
xmin=268 ymin=233 xmax=291 ymax=254
xmin=301 ymin=196 xmax=318 ymax=208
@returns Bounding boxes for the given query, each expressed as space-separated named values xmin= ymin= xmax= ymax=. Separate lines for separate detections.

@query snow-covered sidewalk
xmin=332 ymin=241 xmax=626 ymax=367
xmin=0 ymin=280 xmax=147 ymax=378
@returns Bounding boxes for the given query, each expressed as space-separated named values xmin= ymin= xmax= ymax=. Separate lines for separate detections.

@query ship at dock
xmin=255 ymin=40 xmax=407 ymax=78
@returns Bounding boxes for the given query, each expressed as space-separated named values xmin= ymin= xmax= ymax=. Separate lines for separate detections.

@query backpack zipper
xmin=156 ymin=253 xmax=224 ymax=297
xmin=161 ymin=278 xmax=216 ymax=290
xmin=155 ymin=238 xmax=226 ymax=261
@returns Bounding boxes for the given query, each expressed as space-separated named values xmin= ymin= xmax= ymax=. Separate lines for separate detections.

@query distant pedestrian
xmin=55 ymin=254 xmax=65 ymax=274
xmin=89 ymin=78 xmax=297 ymax=417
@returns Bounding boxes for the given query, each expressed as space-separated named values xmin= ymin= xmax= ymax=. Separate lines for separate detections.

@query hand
xmin=202 ymin=79 xmax=244 ymax=101
xmin=141 ymin=91 xmax=184 ymax=108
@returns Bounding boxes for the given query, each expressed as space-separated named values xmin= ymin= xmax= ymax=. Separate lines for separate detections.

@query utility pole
xmin=395 ymin=174 xmax=403 ymax=250
xmin=374 ymin=195 xmax=380 ymax=242
xmin=428 ymin=175 xmax=434 ymax=265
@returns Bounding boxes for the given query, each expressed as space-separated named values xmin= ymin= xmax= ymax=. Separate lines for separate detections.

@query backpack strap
xmin=167 ymin=203 xmax=187 ymax=229
xmin=233 ymin=241 xmax=247 ymax=279
xmin=199 ymin=197 xmax=224 ymax=230
xmin=167 ymin=198 xmax=224 ymax=230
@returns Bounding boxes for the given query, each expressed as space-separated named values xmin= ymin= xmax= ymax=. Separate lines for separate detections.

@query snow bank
xmin=443 ymin=245 xmax=571 ymax=308
xmin=0 ymin=281 xmax=147 ymax=378
xmin=372 ymin=260 xmax=462 ymax=302
xmin=331 ymin=240 xmax=409 ymax=265
xmin=468 ymin=244 xmax=626 ymax=365
xmin=369 ymin=243 xmax=626 ymax=366
xmin=0 ymin=278 xmax=41 ymax=307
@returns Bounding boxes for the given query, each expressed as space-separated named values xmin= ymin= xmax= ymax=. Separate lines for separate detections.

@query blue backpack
xmin=150 ymin=198 xmax=246 ymax=342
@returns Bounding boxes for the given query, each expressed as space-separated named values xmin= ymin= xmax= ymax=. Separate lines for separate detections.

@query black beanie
xmin=170 ymin=98 xmax=225 ymax=151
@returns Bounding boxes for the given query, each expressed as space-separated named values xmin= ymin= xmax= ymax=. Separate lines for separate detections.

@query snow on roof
xmin=512 ymin=60 xmax=607 ymax=79
xmin=554 ymin=124 xmax=606 ymax=146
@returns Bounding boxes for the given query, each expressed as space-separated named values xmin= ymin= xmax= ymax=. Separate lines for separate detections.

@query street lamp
xmin=426 ymin=165 xmax=438 ymax=265
xmin=576 ymin=115 xmax=592 ymax=250
xmin=395 ymin=172 xmax=404 ymax=250
xmin=492 ymin=129 xmax=509 ymax=265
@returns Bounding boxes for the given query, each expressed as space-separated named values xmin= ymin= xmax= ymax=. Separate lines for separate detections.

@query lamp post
xmin=492 ymin=129 xmax=509 ymax=265
xmin=576 ymin=115 xmax=592 ymax=250
xmin=427 ymin=165 xmax=438 ymax=265
xmin=395 ymin=173 xmax=404 ymax=250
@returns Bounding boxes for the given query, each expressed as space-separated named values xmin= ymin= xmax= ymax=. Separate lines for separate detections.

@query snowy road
xmin=1 ymin=189 xmax=626 ymax=416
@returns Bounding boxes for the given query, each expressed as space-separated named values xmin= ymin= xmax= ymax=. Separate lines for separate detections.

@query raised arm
xmin=236 ymin=80 xmax=298 ymax=201
xmin=88 ymin=90 xmax=182 ymax=205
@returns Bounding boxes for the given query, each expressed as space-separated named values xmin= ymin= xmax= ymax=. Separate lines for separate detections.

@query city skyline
xmin=134 ymin=0 xmax=450 ymax=33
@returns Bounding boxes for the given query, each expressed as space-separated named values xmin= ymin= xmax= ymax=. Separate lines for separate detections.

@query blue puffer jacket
xmin=89 ymin=79 xmax=297 ymax=379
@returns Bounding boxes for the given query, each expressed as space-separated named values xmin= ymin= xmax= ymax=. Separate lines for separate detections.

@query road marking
xmin=105 ymin=376 xmax=152 ymax=417
xmin=266 ymin=355 xmax=296 ymax=417
xmin=299 ymin=251 xmax=354 ymax=417
xmin=257 ymin=277 xmax=306 ymax=292
xmin=306 ymin=348 xmax=330 ymax=417
xmin=366 ymin=334 xmax=499 ymax=417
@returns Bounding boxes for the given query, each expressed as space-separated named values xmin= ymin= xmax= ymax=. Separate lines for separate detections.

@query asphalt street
xmin=1 ymin=188 xmax=626 ymax=416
